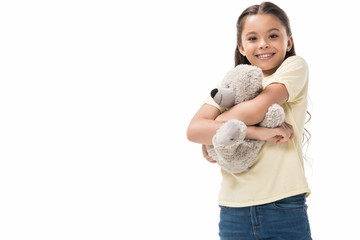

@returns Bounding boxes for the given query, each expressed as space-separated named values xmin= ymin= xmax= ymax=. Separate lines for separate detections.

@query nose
xmin=259 ymin=38 xmax=270 ymax=49
xmin=211 ymin=88 xmax=218 ymax=98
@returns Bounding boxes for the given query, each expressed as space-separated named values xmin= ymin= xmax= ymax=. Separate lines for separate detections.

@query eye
xmin=248 ymin=36 xmax=257 ymax=41
xmin=269 ymin=34 xmax=278 ymax=39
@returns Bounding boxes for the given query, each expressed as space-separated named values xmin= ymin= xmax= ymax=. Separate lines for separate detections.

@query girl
xmin=187 ymin=2 xmax=312 ymax=240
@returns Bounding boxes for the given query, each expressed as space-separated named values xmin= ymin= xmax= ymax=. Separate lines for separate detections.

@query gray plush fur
xmin=206 ymin=64 xmax=285 ymax=173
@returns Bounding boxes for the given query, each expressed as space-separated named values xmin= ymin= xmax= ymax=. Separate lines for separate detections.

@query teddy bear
xmin=206 ymin=64 xmax=285 ymax=173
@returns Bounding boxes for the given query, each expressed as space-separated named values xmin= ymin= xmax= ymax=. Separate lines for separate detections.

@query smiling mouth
xmin=256 ymin=53 xmax=275 ymax=59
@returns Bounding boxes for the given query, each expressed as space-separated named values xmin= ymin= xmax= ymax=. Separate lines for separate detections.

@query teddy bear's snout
xmin=211 ymin=88 xmax=218 ymax=98
xmin=210 ymin=87 xmax=235 ymax=109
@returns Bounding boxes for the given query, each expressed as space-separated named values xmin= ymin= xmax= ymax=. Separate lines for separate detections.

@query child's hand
xmin=276 ymin=122 xmax=294 ymax=144
xmin=202 ymin=145 xmax=217 ymax=163
xmin=259 ymin=122 xmax=294 ymax=144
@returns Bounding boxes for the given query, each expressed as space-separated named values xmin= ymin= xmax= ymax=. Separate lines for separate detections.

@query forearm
xmin=245 ymin=126 xmax=266 ymax=140
xmin=189 ymin=121 xmax=265 ymax=145
xmin=216 ymin=101 xmax=267 ymax=125
xmin=187 ymin=104 xmax=224 ymax=145
xmin=246 ymin=123 xmax=294 ymax=144
xmin=188 ymin=120 xmax=293 ymax=146
xmin=187 ymin=119 xmax=223 ymax=145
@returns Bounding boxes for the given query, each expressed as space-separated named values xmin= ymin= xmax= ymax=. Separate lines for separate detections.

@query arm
xmin=246 ymin=123 xmax=294 ymax=144
xmin=187 ymin=104 xmax=222 ymax=145
xmin=187 ymin=100 xmax=293 ymax=146
xmin=201 ymin=122 xmax=294 ymax=163
xmin=215 ymin=83 xmax=289 ymax=125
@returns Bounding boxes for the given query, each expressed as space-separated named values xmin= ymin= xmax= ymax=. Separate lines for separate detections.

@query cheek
xmin=242 ymin=44 xmax=256 ymax=55
xmin=279 ymin=37 xmax=289 ymax=50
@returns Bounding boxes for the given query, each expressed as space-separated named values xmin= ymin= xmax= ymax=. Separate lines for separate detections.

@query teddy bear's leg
xmin=259 ymin=104 xmax=285 ymax=128
xmin=212 ymin=119 xmax=247 ymax=156
xmin=215 ymin=139 xmax=265 ymax=174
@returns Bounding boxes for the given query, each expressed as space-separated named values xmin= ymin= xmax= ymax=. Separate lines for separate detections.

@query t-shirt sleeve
xmin=203 ymin=80 xmax=227 ymax=113
xmin=204 ymin=96 xmax=226 ymax=113
xmin=264 ymin=56 xmax=309 ymax=103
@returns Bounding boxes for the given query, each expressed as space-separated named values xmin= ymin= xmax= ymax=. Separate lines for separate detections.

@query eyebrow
xmin=245 ymin=28 xmax=281 ymax=36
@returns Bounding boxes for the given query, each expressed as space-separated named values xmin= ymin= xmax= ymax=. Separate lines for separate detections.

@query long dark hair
xmin=234 ymin=2 xmax=296 ymax=67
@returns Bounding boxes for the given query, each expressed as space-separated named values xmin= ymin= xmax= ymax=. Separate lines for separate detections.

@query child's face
xmin=238 ymin=14 xmax=293 ymax=77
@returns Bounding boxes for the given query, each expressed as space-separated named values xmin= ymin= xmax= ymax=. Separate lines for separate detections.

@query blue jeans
xmin=219 ymin=194 xmax=312 ymax=240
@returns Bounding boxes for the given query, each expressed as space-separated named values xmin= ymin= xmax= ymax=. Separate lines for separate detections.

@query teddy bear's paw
xmin=205 ymin=145 xmax=218 ymax=162
xmin=259 ymin=104 xmax=285 ymax=128
xmin=213 ymin=119 xmax=247 ymax=147
xmin=220 ymin=162 xmax=250 ymax=174
xmin=217 ymin=155 xmax=256 ymax=173
xmin=217 ymin=140 xmax=264 ymax=174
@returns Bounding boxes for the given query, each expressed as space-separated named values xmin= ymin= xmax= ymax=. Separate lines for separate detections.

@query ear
xmin=286 ymin=36 xmax=293 ymax=52
xmin=238 ymin=44 xmax=246 ymax=56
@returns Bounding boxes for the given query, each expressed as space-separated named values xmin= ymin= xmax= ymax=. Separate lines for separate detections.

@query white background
xmin=0 ymin=0 xmax=359 ymax=239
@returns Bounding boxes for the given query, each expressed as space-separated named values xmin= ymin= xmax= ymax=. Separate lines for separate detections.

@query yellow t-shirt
xmin=205 ymin=56 xmax=310 ymax=207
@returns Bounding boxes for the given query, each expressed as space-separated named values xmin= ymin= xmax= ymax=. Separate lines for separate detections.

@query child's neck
xmin=263 ymin=67 xmax=278 ymax=77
